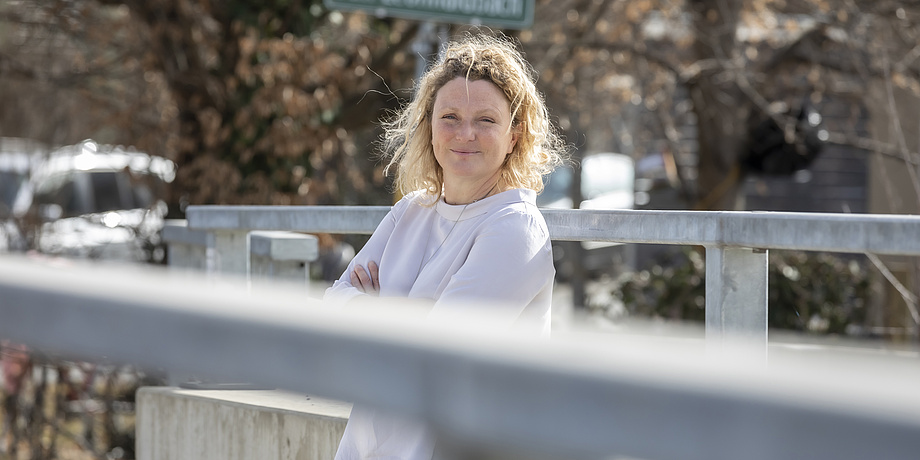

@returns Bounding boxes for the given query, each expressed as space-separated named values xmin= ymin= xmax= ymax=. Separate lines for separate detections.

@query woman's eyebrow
xmin=434 ymin=105 xmax=503 ymax=117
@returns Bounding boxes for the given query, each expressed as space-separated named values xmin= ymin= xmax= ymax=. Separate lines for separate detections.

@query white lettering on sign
xmin=379 ymin=0 xmax=524 ymax=19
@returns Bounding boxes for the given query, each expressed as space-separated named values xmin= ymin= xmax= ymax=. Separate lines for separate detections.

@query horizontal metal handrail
xmin=186 ymin=206 xmax=920 ymax=255
xmin=187 ymin=205 xmax=392 ymax=235
xmin=2 ymin=256 xmax=920 ymax=460
xmin=183 ymin=205 xmax=920 ymax=351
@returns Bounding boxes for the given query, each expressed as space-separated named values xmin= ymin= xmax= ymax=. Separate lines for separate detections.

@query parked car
xmin=29 ymin=139 xmax=175 ymax=263
xmin=537 ymin=152 xmax=636 ymax=280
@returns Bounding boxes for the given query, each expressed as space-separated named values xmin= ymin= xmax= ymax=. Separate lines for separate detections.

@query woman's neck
xmin=443 ymin=180 xmax=503 ymax=205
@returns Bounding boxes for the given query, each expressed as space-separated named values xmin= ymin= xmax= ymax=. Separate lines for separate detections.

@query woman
xmin=325 ymin=33 xmax=567 ymax=460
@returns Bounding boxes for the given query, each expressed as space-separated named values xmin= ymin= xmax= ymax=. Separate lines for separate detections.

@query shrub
xmin=609 ymin=248 xmax=871 ymax=335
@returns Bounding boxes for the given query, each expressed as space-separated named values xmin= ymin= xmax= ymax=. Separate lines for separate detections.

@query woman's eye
xmin=442 ymin=114 xmax=457 ymax=120
xmin=481 ymin=118 xmax=495 ymax=123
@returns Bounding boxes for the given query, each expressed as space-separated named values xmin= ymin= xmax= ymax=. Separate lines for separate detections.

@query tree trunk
xmin=686 ymin=0 xmax=749 ymax=210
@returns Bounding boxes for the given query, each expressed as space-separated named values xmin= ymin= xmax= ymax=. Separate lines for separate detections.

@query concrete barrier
xmin=162 ymin=220 xmax=208 ymax=271
xmin=162 ymin=220 xmax=320 ymax=284
xmin=136 ymin=387 xmax=349 ymax=460
xmin=250 ymin=231 xmax=319 ymax=284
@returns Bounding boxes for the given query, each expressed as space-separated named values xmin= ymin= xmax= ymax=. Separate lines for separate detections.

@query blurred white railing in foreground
xmin=2 ymin=256 xmax=920 ymax=460
xmin=183 ymin=205 xmax=920 ymax=353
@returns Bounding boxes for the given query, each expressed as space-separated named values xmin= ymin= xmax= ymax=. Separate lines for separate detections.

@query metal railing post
xmin=705 ymin=246 xmax=769 ymax=354
xmin=205 ymin=229 xmax=250 ymax=276
xmin=249 ymin=231 xmax=319 ymax=285
xmin=161 ymin=220 xmax=208 ymax=271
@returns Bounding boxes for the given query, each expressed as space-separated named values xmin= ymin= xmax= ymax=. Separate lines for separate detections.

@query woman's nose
xmin=455 ymin=121 xmax=475 ymax=140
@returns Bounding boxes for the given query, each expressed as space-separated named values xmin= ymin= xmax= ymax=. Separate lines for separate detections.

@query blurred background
xmin=2 ymin=0 xmax=919 ymax=340
xmin=1 ymin=1 xmax=919 ymax=457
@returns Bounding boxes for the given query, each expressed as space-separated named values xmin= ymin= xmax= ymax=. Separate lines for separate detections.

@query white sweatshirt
xmin=325 ymin=188 xmax=555 ymax=460
xmin=325 ymin=188 xmax=554 ymax=328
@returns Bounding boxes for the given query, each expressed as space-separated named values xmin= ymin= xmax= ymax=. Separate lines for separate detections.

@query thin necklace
xmin=416 ymin=184 xmax=498 ymax=278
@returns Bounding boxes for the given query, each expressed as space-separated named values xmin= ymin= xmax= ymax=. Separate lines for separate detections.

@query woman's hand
xmin=350 ymin=261 xmax=380 ymax=296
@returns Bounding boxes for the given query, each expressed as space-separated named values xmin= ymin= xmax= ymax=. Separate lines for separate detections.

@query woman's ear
xmin=507 ymin=125 xmax=520 ymax=155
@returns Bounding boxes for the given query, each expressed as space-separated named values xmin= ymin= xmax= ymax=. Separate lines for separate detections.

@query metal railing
xmin=2 ymin=255 xmax=920 ymax=460
xmin=184 ymin=205 xmax=920 ymax=353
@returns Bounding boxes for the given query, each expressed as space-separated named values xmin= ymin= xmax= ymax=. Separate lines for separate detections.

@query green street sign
xmin=324 ymin=0 xmax=534 ymax=30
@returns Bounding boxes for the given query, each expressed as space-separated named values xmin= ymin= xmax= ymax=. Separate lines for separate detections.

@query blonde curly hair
xmin=381 ymin=33 xmax=567 ymax=201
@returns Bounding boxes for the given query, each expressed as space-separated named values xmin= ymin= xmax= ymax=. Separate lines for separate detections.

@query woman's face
xmin=431 ymin=77 xmax=518 ymax=192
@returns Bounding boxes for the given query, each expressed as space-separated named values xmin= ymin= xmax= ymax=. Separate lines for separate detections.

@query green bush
xmin=609 ymin=248 xmax=871 ymax=335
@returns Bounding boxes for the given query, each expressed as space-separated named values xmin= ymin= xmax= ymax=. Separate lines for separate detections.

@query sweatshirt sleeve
xmin=323 ymin=199 xmax=407 ymax=303
xmin=432 ymin=209 xmax=554 ymax=317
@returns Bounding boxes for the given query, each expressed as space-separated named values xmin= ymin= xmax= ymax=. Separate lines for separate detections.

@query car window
xmin=0 ymin=171 xmax=26 ymax=211
xmin=32 ymin=172 xmax=81 ymax=217
xmin=91 ymin=171 xmax=127 ymax=213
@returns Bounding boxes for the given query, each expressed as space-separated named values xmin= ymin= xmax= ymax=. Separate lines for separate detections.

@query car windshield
xmin=33 ymin=170 xmax=163 ymax=218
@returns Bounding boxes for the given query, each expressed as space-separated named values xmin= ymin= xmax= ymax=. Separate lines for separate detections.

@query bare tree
xmin=521 ymin=0 xmax=919 ymax=210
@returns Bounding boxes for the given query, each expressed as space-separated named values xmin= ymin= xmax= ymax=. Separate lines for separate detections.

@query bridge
xmin=2 ymin=206 xmax=920 ymax=460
